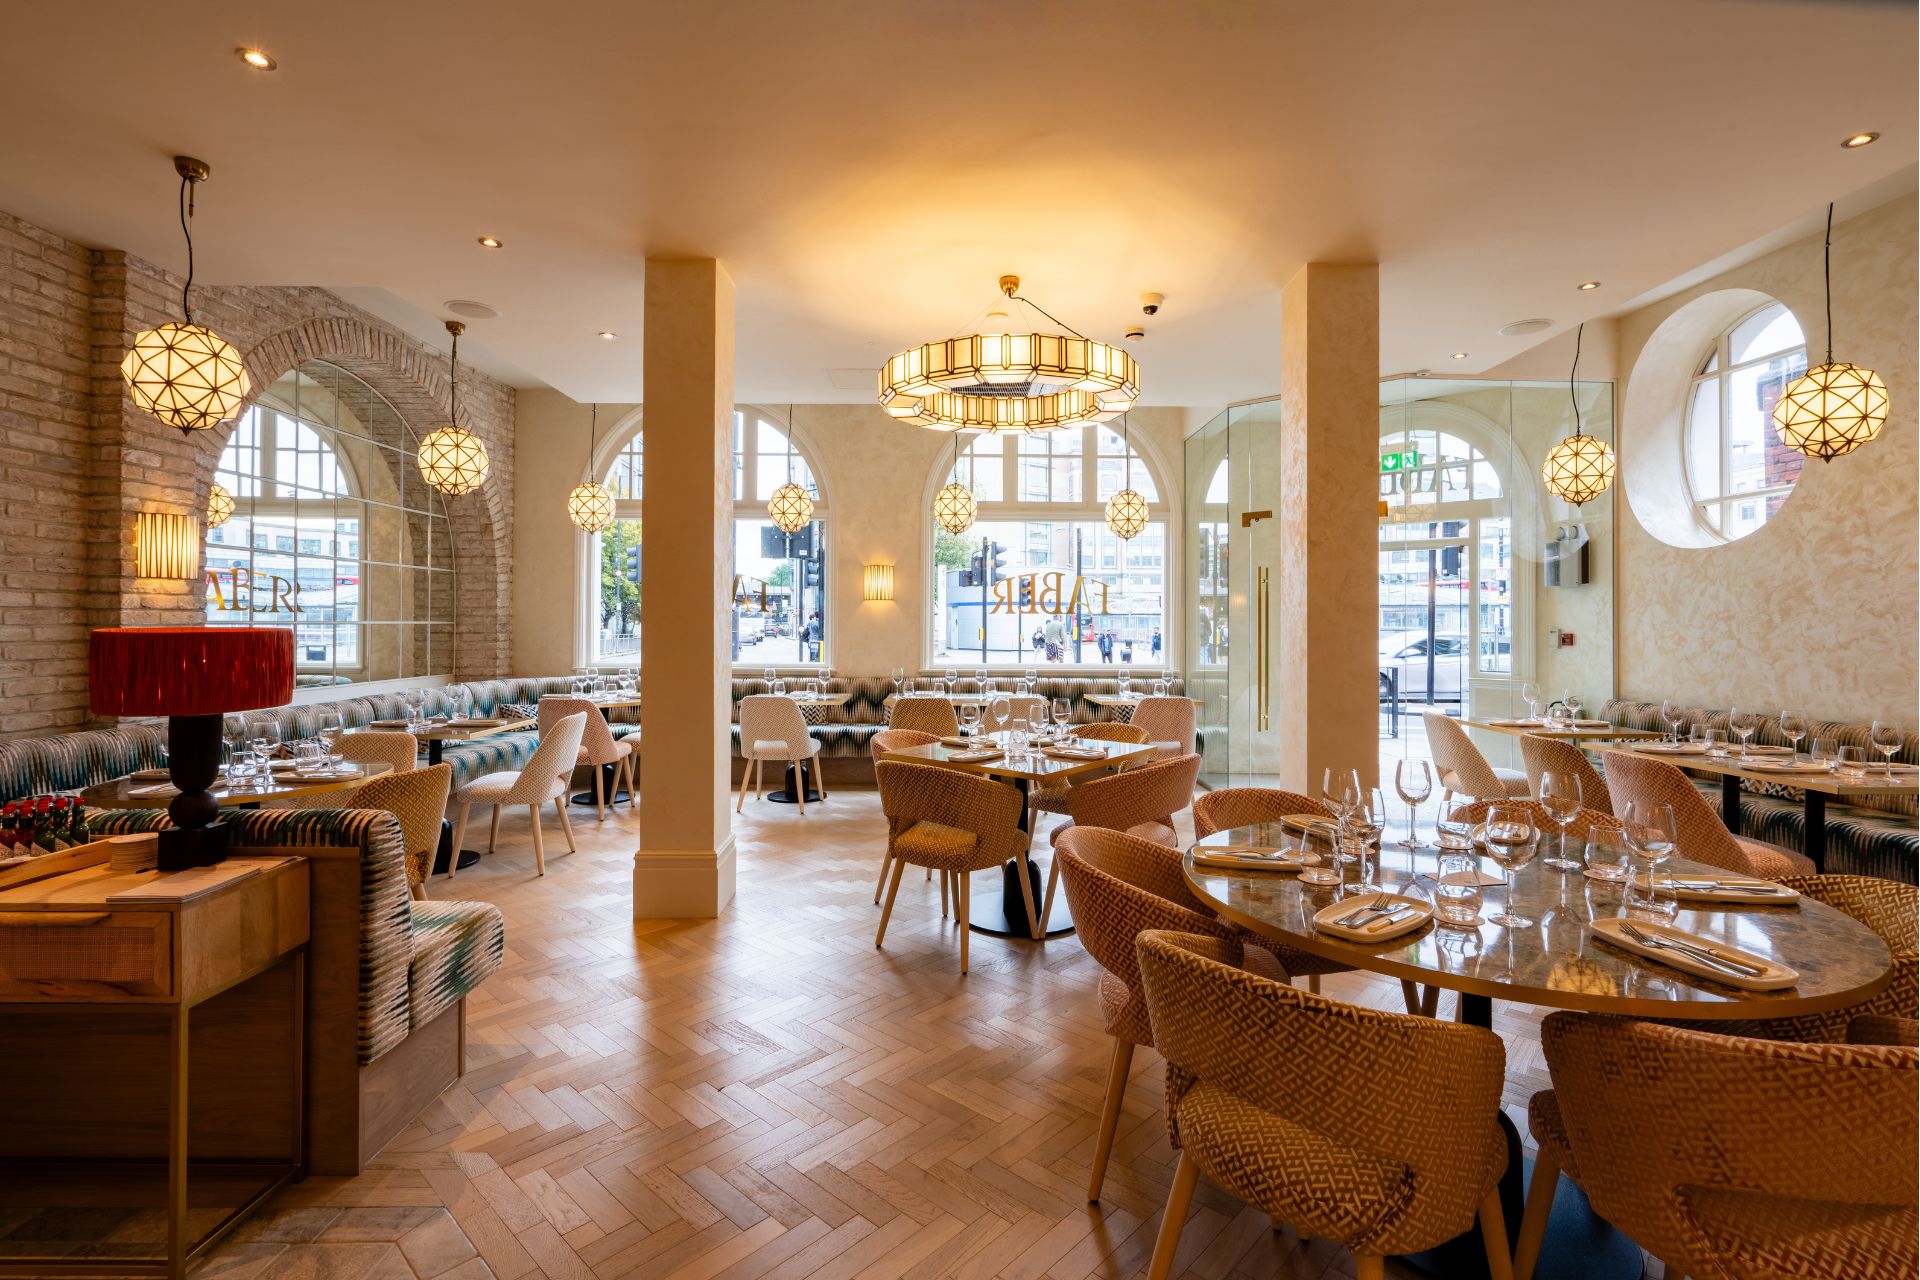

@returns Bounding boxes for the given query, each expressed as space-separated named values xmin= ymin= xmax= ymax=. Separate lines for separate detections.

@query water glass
xmin=1702 ymin=728 xmax=1729 ymax=755
xmin=1812 ymin=736 xmax=1840 ymax=770
xmin=1393 ymin=759 xmax=1432 ymax=849
xmin=805 ymin=680 xmax=821 ymax=700
xmin=1538 ymin=769 xmax=1584 ymax=870
xmin=1583 ymin=826 xmax=1631 ymax=881
xmin=292 ymin=741 xmax=325 ymax=773
xmin=1626 ymin=871 xmax=1679 ymax=923
xmin=1520 ymin=682 xmax=1542 ymax=719
xmin=1482 ymin=804 xmax=1538 ymax=928
xmin=773 ymin=678 xmax=789 ymax=696
xmin=1434 ymin=809 xmax=1473 ymax=853
xmin=1836 ymin=746 xmax=1870 ymax=780
xmin=1009 ymin=717 xmax=1030 ymax=756
xmin=1051 ymin=698 xmax=1072 ymax=737
xmin=890 ymin=667 xmax=905 ymax=697
xmin=1153 ymin=679 xmax=1169 ymax=698
xmin=1688 ymin=724 xmax=1711 ymax=748
xmin=1871 ymin=720 xmax=1903 ymax=774
xmin=1434 ymin=851 xmax=1483 ymax=926
xmin=226 ymin=750 xmax=263 ymax=793
xmin=1622 ymin=801 xmax=1677 ymax=896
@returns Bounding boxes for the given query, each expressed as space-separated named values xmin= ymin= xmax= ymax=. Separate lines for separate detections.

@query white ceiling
xmin=0 ymin=1 xmax=1912 ymax=405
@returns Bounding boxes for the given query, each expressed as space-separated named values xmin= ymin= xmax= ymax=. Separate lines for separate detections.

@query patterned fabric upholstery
xmin=1136 ymin=931 xmax=1509 ymax=1257
xmin=1447 ymin=799 xmax=1623 ymax=843
xmin=347 ymin=764 xmax=452 ymax=896
xmin=1538 ymin=1012 xmax=1917 ymax=1280
xmin=0 ymin=723 xmax=168 ymax=801
xmin=1131 ymin=695 xmax=1195 ymax=758
xmin=1194 ymin=787 xmax=1332 ymax=837
xmin=887 ymin=696 xmax=960 ymax=737
xmin=407 ymin=898 xmax=506 ymax=1032
xmin=1602 ymin=750 xmax=1814 ymax=879
xmin=1425 ymin=710 xmax=1529 ymax=801
xmin=1052 ymin=753 xmax=1200 ymax=847
xmin=1030 ymin=723 xmax=1150 ymax=815
xmin=1518 ymin=734 xmax=1612 ymax=815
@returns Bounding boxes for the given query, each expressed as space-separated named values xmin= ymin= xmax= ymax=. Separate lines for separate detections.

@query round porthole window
xmin=1680 ymin=300 xmax=1808 ymax=542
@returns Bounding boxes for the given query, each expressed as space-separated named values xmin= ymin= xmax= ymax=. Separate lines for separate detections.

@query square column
xmin=1277 ymin=263 xmax=1380 ymax=789
xmin=636 ymin=259 xmax=736 ymax=917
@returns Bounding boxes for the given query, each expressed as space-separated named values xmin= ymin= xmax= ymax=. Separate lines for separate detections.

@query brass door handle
xmin=1256 ymin=567 xmax=1271 ymax=732
xmin=1240 ymin=510 xmax=1272 ymax=527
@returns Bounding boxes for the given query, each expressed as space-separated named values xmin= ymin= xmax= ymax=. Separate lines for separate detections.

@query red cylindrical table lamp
xmin=89 ymin=627 xmax=295 ymax=869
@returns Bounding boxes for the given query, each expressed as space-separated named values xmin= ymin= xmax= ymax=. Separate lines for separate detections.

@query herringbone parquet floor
xmin=192 ymin=788 xmax=1646 ymax=1280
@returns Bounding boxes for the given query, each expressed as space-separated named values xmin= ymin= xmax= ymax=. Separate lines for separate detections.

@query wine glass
xmin=1520 ymin=682 xmax=1542 ymax=720
xmin=1023 ymin=667 xmax=1039 ymax=691
xmin=958 ymin=703 xmax=981 ymax=737
xmin=1321 ymin=766 xmax=1360 ymax=825
xmin=1117 ymin=668 xmax=1132 ymax=697
xmin=1622 ymin=800 xmax=1677 ymax=900
xmin=1564 ymin=691 xmax=1585 ymax=723
xmin=944 ymin=669 xmax=959 ymax=696
xmin=1729 ymin=707 xmax=1755 ymax=757
xmin=1779 ymin=710 xmax=1807 ymax=758
xmin=1660 ymin=699 xmax=1684 ymax=742
xmin=1481 ymin=804 xmax=1538 ymax=928
xmin=1538 ymin=770 xmax=1583 ymax=870
xmin=1393 ymin=759 xmax=1431 ymax=850
xmin=890 ymin=667 xmax=905 ymax=698
xmin=1051 ymin=698 xmax=1072 ymax=739
xmin=1871 ymin=720 xmax=1903 ymax=775
xmin=974 ymin=668 xmax=988 ymax=693
xmin=249 ymin=714 xmax=282 ymax=756
xmin=763 ymin=666 xmax=776 ymax=689
xmin=988 ymin=694 xmax=1011 ymax=739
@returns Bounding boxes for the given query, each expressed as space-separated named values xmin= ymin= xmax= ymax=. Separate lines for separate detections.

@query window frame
xmin=1681 ymin=300 xmax=1807 ymax=541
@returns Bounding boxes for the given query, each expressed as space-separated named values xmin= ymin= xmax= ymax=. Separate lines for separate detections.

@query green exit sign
xmin=1380 ymin=449 xmax=1420 ymax=472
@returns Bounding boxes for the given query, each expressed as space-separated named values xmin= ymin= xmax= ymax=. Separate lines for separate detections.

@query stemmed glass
xmin=1051 ymin=698 xmax=1072 ymax=739
xmin=1564 ymin=691 xmax=1585 ymax=723
xmin=1481 ymin=804 xmax=1539 ymax=928
xmin=1871 ymin=720 xmax=1903 ymax=775
xmin=1520 ymin=682 xmax=1542 ymax=720
xmin=1779 ymin=710 xmax=1807 ymax=759
xmin=1321 ymin=768 xmax=1362 ymax=868
xmin=1661 ymin=699 xmax=1685 ymax=742
xmin=223 ymin=718 xmax=249 ymax=770
xmin=1393 ymin=760 xmax=1431 ymax=850
xmin=890 ymin=667 xmax=905 ymax=698
xmin=1117 ymin=668 xmax=1131 ymax=697
xmin=958 ymin=703 xmax=982 ymax=738
xmin=763 ymin=667 xmax=776 ymax=689
xmin=1538 ymin=770 xmax=1583 ymax=870
xmin=1729 ymin=707 xmax=1755 ymax=757
xmin=1023 ymin=667 xmax=1039 ymax=692
xmin=944 ymin=669 xmax=959 ymax=696
xmin=317 ymin=714 xmax=345 ymax=768
xmin=249 ymin=715 xmax=282 ymax=758
xmin=974 ymin=668 xmax=988 ymax=693
xmin=988 ymin=695 xmax=1012 ymax=740
xmin=1622 ymin=800 xmax=1677 ymax=902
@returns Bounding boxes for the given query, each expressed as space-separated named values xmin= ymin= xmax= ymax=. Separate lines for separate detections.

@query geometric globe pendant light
xmin=418 ymin=319 xmax=491 ymax=496
xmin=121 ymin=157 xmax=251 ymax=434
xmin=1772 ymin=203 xmax=1890 ymax=462
xmin=766 ymin=406 xmax=814 ymax=534
xmin=205 ymin=481 xmax=234 ymax=529
xmin=931 ymin=433 xmax=978 ymax=535
xmin=1104 ymin=414 xmax=1150 ymax=539
xmin=567 ymin=403 xmax=615 ymax=533
xmin=1542 ymin=323 xmax=1617 ymax=506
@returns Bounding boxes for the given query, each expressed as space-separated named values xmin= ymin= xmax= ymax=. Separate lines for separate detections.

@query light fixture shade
xmin=134 ymin=511 xmax=200 ymax=579
xmin=1771 ymin=361 xmax=1889 ymax=461
xmin=205 ymin=482 xmax=234 ymax=529
xmin=767 ymin=482 xmax=813 ymax=534
xmin=1542 ymin=434 xmax=1616 ymax=506
xmin=567 ymin=481 xmax=614 ymax=533
xmin=863 ymin=564 xmax=895 ymax=602
xmin=1104 ymin=488 xmax=1150 ymax=539
xmin=121 ymin=322 xmax=251 ymax=432
xmin=932 ymin=481 xmax=978 ymax=534
xmin=89 ymin=626 xmax=293 ymax=717
xmin=418 ymin=424 xmax=490 ymax=495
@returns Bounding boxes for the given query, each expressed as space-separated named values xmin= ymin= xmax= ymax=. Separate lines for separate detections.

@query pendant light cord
xmin=1823 ymin=202 xmax=1835 ymax=364
xmin=786 ymin=405 xmax=796 ymax=483
xmin=1567 ymin=322 xmax=1583 ymax=435
xmin=587 ymin=403 xmax=598 ymax=471
xmin=177 ymin=173 xmax=196 ymax=324
xmin=448 ymin=330 xmax=461 ymax=425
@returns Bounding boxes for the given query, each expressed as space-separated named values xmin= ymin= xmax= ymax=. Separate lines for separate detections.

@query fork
xmin=1333 ymin=895 xmax=1395 ymax=927
xmin=1620 ymin=922 xmax=1766 ymax=977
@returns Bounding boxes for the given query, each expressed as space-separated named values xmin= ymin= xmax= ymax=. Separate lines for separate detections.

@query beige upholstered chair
xmin=1424 ymin=710 xmax=1529 ymax=804
xmin=1055 ymin=829 xmax=1283 ymax=1203
xmin=1136 ymin=930 xmax=1513 ymax=1280
xmin=540 ymin=696 xmax=634 ymax=821
xmin=1516 ymin=1012 xmax=1916 ymax=1280
xmin=870 ymin=729 xmax=938 ymax=905
xmin=1193 ymin=787 xmax=1332 ymax=837
xmin=448 ymin=711 xmax=587 ymax=877
xmin=1130 ymin=695 xmax=1195 ymax=760
xmin=348 ymin=763 xmax=451 ymax=900
xmin=1447 ymin=798 xmax=1622 ymax=840
xmin=1039 ymin=753 xmax=1200 ymax=930
xmin=874 ymin=760 xmax=1036 ymax=969
xmin=1517 ymin=733 xmax=1610 ymax=814
xmin=335 ymin=730 xmax=420 ymax=776
xmin=980 ymin=694 xmax=1048 ymax=734
xmin=1029 ymin=722 xmax=1150 ymax=822
xmin=737 ymin=694 xmax=825 ymax=814
xmin=1601 ymin=749 xmax=1813 ymax=878
xmin=888 ymin=694 xmax=959 ymax=738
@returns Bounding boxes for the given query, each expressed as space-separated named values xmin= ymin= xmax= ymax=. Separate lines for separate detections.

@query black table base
xmin=766 ymin=760 xmax=823 ymax=805
xmin=570 ymin=761 xmax=631 ymax=808
xmin=967 ymin=855 xmax=1074 ymax=938
xmin=431 ymin=819 xmax=482 ymax=874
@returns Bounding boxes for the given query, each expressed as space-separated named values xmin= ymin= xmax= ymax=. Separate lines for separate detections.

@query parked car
xmin=1379 ymin=630 xmax=1466 ymax=702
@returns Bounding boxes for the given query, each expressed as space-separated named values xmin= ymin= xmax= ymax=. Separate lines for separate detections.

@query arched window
xmin=930 ymin=422 xmax=1167 ymax=667
xmin=207 ymin=362 xmax=455 ymax=684
xmin=586 ymin=408 xmax=830 ymax=667
xmin=1683 ymin=300 xmax=1807 ymax=540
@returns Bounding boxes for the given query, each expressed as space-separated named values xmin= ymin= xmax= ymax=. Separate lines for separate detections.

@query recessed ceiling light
xmin=1840 ymin=132 xmax=1879 ymax=149
xmin=444 ymin=299 xmax=499 ymax=320
xmin=1577 ymin=280 xmax=1602 ymax=291
xmin=476 ymin=236 xmax=502 ymax=249
xmin=597 ymin=331 xmax=618 ymax=341
xmin=1499 ymin=318 xmax=1553 ymax=337
xmin=236 ymin=47 xmax=277 ymax=71
xmin=1451 ymin=351 xmax=1469 ymax=360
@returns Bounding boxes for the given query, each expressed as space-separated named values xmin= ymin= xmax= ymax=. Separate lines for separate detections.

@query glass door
xmin=1184 ymin=413 xmax=1230 ymax=787
xmin=1228 ymin=400 xmax=1283 ymax=784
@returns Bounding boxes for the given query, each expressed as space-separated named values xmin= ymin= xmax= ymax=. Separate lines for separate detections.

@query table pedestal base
xmin=431 ymin=820 xmax=482 ymax=874
xmin=766 ymin=761 xmax=824 ymax=805
xmin=967 ymin=856 xmax=1075 ymax=938
xmin=570 ymin=762 xmax=631 ymax=808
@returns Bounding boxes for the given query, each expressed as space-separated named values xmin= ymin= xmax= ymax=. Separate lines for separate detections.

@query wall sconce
xmin=135 ymin=511 xmax=200 ymax=579
xmin=862 ymin=563 xmax=895 ymax=603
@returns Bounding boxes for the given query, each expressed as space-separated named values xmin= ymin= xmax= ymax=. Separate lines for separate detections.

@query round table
xmin=1184 ymin=824 xmax=1894 ymax=1280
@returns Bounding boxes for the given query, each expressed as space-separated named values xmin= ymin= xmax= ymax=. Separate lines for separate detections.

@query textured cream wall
xmin=1614 ymin=193 xmax=1917 ymax=725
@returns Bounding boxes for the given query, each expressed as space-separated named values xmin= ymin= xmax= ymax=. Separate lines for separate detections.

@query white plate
xmin=1637 ymin=742 xmax=1708 ymax=755
xmin=946 ymin=749 xmax=1003 ymax=764
xmin=1591 ymin=917 xmax=1798 ymax=990
xmin=1313 ymin=892 xmax=1433 ymax=943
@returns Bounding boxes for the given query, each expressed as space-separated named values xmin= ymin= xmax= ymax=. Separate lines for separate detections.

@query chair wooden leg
xmin=1422 ymin=983 xmax=1441 ymax=1018
xmin=1512 ymin=1149 xmax=1560 ymax=1280
xmin=1014 ymin=850 xmax=1041 ymax=940
xmin=594 ymin=762 xmax=606 ymax=821
xmin=1145 ymin=1150 xmax=1199 ymax=1280
xmin=1308 ymin=974 xmax=1321 ymax=995
xmin=623 ymin=754 xmax=638 ymax=808
xmin=1088 ymin=1038 xmax=1135 ymax=1202
xmin=488 ymin=805 xmax=501 ymax=854
xmin=957 ymin=872 xmax=971 ymax=973
xmin=795 ymin=760 xmax=806 ymax=814
xmin=875 ymin=857 xmax=906 ymax=948
xmin=449 ymin=803 xmax=470 ymax=877
xmin=736 ymin=757 xmax=753 ymax=813
xmin=754 ymin=759 xmax=764 ymax=802
xmin=940 ymin=868 xmax=949 ymax=918
xmin=1479 ymin=1186 xmax=1515 ymax=1280
xmin=1355 ymin=1258 xmax=1385 ymax=1280
xmin=1039 ymin=854 xmax=1062 ymax=931
xmin=874 ymin=849 xmax=893 ymax=905
xmin=554 ymin=795 xmax=577 ymax=852
xmin=528 ymin=805 xmax=546 ymax=876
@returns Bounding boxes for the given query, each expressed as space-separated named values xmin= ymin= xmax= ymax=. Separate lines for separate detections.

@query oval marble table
xmin=1184 ymin=825 xmax=1895 ymax=1280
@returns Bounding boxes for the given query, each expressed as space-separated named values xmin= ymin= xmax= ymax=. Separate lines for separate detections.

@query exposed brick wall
xmin=0 ymin=207 xmax=515 ymax=739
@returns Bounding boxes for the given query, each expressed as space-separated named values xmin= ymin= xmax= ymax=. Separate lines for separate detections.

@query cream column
xmin=1276 ymin=263 xmax=1380 ymax=789
xmin=636 ymin=259 xmax=736 ymax=917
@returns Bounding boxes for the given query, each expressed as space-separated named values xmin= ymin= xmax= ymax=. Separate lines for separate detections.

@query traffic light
xmin=961 ymin=550 xmax=984 ymax=588
xmin=625 ymin=545 xmax=641 ymax=584
xmin=1439 ymin=545 xmax=1462 ymax=577
xmin=1018 ymin=576 xmax=1033 ymax=609
xmin=802 ymin=558 xmax=822 ymax=589
xmin=988 ymin=541 xmax=1008 ymax=582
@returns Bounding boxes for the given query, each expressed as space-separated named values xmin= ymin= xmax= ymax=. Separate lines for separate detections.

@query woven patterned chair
xmin=738 ymin=694 xmax=825 ymax=814
xmin=1517 ymin=733 xmax=1611 ymax=815
xmin=342 ymin=763 xmax=451 ymax=900
xmin=540 ymin=696 xmax=634 ymax=821
xmin=448 ymin=711 xmax=587 ymax=877
xmin=1039 ymin=752 xmax=1201 ymax=936
xmin=1056 ymin=829 xmax=1285 ymax=1203
xmin=1425 ymin=710 xmax=1529 ymax=804
xmin=336 ymin=730 xmax=421 ymax=776
xmin=980 ymin=694 xmax=1048 ymax=734
xmin=1130 ymin=695 xmax=1195 ymax=760
xmin=1136 ymin=930 xmax=1513 ymax=1280
xmin=1029 ymin=722 xmax=1151 ymax=823
xmin=887 ymin=695 xmax=959 ymax=738
xmin=870 ymin=729 xmax=939 ymax=904
xmin=1193 ymin=787 xmax=1331 ymax=837
xmin=1516 ymin=1012 xmax=1916 ymax=1280
xmin=875 ymin=760 xmax=1035 ymax=968
xmin=1602 ymin=749 xmax=1813 ymax=879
